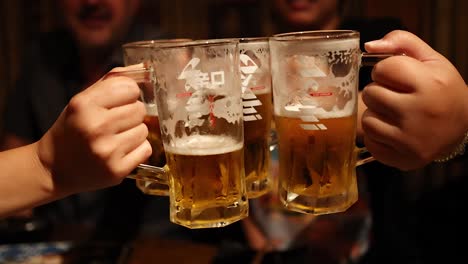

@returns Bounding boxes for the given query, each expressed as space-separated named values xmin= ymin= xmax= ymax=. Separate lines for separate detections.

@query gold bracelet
xmin=434 ymin=131 xmax=468 ymax=163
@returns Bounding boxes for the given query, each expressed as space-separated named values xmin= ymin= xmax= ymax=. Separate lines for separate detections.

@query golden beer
xmin=136 ymin=114 xmax=168 ymax=195
xmin=275 ymin=114 xmax=358 ymax=215
xmin=165 ymin=136 xmax=248 ymax=229
xmin=243 ymin=91 xmax=273 ymax=198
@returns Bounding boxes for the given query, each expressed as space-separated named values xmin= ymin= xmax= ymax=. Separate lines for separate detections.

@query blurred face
xmin=274 ymin=0 xmax=340 ymax=29
xmin=59 ymin=0 xmax=141 ymax=50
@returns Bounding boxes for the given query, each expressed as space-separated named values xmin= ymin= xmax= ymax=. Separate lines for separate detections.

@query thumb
xmin=364 ymin=30 xmax=441 ymax=62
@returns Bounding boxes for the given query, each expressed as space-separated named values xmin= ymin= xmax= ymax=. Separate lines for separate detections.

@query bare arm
xmin=0 ymin=135 xmax=37 ymax=216
xmin=0 ymin=143 xmax=60 ymax=217
xmin=0 ymin=68 xmax=152 ymax=218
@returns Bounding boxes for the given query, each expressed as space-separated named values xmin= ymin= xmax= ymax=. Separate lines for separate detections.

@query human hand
xmin=361 ymin=30 xmax=468 ymax=170
xmin=36 ymin=67 xmax=152 ymax=195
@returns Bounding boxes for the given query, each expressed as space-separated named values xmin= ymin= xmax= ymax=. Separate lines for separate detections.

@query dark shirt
xmin=2 ymin=23 xmax=167 ymax=242
xmin=206 ymin=17 xmax=409 ymax=264
xmin=4 ymin=24 xmax=165 ymax=141
xmin=341 ymin=18 xmax=468 ymax=264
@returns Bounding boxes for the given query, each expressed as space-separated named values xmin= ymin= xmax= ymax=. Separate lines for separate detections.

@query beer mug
xmin=122 ymin=39 xmax=191 ymax=196
xmin=239 ymin=37 xmax=273 ymax=198
xmin=114 ymin=39 xmax=248 ymax=229
xmin=269 ymin=30 xmax=383 ymax=215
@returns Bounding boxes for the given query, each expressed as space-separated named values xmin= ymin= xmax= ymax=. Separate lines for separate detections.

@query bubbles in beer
xmin=166 ymin=135 xmax=247 ymax=228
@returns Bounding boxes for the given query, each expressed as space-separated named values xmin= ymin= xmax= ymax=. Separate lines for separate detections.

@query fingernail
xmin=364 ymin=39 xmax=387 ymax=48
xmin=364 ymin=40 xmax=380 ymax=47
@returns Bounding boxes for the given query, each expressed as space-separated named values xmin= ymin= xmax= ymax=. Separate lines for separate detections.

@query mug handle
xmin=102 ymin=65 xmax=168 ymax=185
xmin=128 ymin=164 xmax=168 ymax=183
xmin=357 ymin=53 xmax=402 ymax=166
xmin=356 ymin=147 xmax=375 ymax=167
xmin=360 ymin=52 xmax=405 ymax=67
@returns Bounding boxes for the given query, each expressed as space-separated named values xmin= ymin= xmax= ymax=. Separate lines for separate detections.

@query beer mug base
xmin=136 ymin=179 xmax=169 ymax=196
xmin=170 ymin=199 xmax=249 ymax=229
xmin=247 ymin=178 xmax=271 ymax=199
xmin=279 ymin=188 xmax=358 ymax=215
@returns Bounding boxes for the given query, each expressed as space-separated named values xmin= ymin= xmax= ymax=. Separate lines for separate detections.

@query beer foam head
xmin=165 ymin=135 xmax=243 ymax=156
xmin=271 ymin=36 xmax=359 ymax=119
xmin=282 ymin=102 xmax=355 ymax=119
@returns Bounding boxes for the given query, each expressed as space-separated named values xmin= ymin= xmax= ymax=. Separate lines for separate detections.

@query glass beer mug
xmin=115 ymin=39 xmax=249 ymax=229
xmin=122 ymin=39 xmax=191 ymax=196
xmin=239 ymin=37 xmax=273 ymax=198
xmin=269 ymin=30 xmax=383 ymax=215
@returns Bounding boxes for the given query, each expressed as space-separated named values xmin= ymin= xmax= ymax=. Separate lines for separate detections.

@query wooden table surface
xmin=121 ymin=236 xmax=218 ymax=264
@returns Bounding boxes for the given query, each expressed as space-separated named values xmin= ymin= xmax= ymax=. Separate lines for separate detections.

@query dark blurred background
xmin=0 ymin=0 xmax=467 ymax=137
xmin=1 ymin=1 xmax=468 ymax=263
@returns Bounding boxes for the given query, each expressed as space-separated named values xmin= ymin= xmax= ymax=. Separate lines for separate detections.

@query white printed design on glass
xmin=178 ymin=57 xmax=239 ymax=127
xmin=240 ymin=54 xmax=262 ymax=122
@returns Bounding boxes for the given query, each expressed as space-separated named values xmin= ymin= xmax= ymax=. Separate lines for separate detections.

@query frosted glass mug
xmin=110 ymin=39 xmax=248 ymax=229
xmin=122 ymin=39 xmax=191 ymax=196
xmin=270 ymin=30 xmax=381 ymax=215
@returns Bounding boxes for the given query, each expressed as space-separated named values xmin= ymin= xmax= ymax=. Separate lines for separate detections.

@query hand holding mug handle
xmin=102 ymin=64 xmax=169 ymax=185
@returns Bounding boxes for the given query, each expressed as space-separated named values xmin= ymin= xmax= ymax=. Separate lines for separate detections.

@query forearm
xmin=0 ymin=143 xmax=65 ymax=218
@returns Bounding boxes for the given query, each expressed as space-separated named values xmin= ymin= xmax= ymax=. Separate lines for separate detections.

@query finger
xmin=118 ymin=140 xmax=153 ymax=177
xmin=364 ymin=30 xmax=443 ymax=62
xmin=84 ymin=76 xmax=142 ymax=109
xmin=361 ymin=109 xmax=402 ymax=148
xmin=371 ymin=55 xmax=428 ymax=93
xmin=102 ymin=63 xmax=150 ymax=83
xmin=363 ymin=136 xmax=413 ymax=170
xmin=105 ymin=100 xmax=146 ymax=133
xmin=114 ymin=123 xmax=149 ymax=156
xmin=361 ymin=82 xmax=406 ymax=120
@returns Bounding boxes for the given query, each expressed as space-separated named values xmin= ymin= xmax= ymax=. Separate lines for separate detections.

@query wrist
xmin=34 ymin=137 xmax=70 ymax=199
xmin=30 ymin=142 xmax=57 ymax=195
xmin=434 ymin=131 xmax=468 ymax=163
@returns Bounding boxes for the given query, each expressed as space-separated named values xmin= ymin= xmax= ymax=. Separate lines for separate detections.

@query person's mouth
xmin=287 ymin=0 xmax=317 ymax=11
xmin=78 ymin=7 xmax=112 ymax=28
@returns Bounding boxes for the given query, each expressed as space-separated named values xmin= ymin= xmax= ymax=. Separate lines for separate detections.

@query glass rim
xmin=270 ymin=30 xmax=360 ymax=41
xmin=122 ymin=38 xmax=192 ymax=49
xmin=239 ymin=36 xmax=269 ymax=43
xmin=155 ymin=38 xmax=239 ymax=50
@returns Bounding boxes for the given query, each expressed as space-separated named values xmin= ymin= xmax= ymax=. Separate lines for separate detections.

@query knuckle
xmin=83 ymin=119 xmax=108 ymax=140
xmin=107 ymin=161 xmax=129 ymax=179
xmin=91 ymin=139 xmax=114 ymax=159
xmin=109 ymin=66 xmax=126 ymax=72
xmin=429 ymin=74 xmax=450 ymax=92
xmin=135 ymin=101 xmax=147 ymax=117
xmin=361 ymin=84 xmax=376 ymax=105
xmin=371 ymin=61 xmax=385 ymax=82
xmin=386 ymin=29 xmax=406 ymax=40
xmin=67 ymin=94 xmax=88 ymax=114
xmin=137 ymin=123 xmax=149 ymax=139
xmin=103 ymin=76 xmax=139 ymax=94
xmin=143 ymin=140 xmax=152 ymax=156
xmin=361 ymin=111 xmax=378 ymax=136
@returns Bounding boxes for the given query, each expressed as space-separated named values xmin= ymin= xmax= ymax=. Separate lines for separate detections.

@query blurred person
xmin=272 ymin=0 xmax=344 ymax=32
xmin=358 ymin=30 xmax=468 ymax=264
xmin=234 ymin=0 xmax=405 ymax=263
xmin=0 ymin=69 xmax=151 ymax=218
xmin=265 ymin=1 xmax=468 ymax=262
xmin=0 ymin=0 xmax=167 ymax=243
xmin=269 ymin=0 xmax=404 ymax=89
